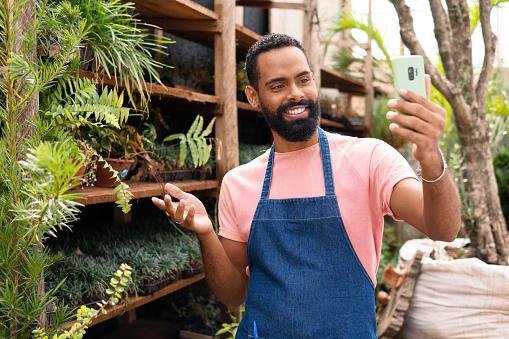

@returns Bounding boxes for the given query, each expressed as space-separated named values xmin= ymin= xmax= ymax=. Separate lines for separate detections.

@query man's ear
xmin=245 ymin=85 xmax=260 ymax=108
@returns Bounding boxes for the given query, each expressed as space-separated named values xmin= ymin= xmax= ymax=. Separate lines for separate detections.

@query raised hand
xmin=386 ymin=74 xmax=446 ymax=170
xmin=152 ymin=183 xmax=213 ymax=236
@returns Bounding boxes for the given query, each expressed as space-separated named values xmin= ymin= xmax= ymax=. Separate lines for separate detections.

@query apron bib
xmin=236 ymin=129 xmax=376 ymax=339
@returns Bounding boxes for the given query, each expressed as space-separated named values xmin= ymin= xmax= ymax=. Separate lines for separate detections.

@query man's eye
xmin=271 ymin=84 xmax=284 ymax=90
xmin=300 ymin=77 xmax=310 ymax=84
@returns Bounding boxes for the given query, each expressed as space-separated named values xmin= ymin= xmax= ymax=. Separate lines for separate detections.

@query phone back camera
xmin=407 ymin=67 xmax=415 ymax=81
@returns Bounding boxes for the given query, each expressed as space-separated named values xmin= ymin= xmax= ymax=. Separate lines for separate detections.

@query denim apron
xmin=235 ymin=129 xmax=376 ymax=339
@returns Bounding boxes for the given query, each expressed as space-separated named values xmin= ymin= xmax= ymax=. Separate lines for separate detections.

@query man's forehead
xmin=257 ymin=46 xmax=310 ymax=79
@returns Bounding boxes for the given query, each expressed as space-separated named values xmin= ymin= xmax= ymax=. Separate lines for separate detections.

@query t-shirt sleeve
xmin=218 ymin=174 xmax=245 ymax=242
xmin=370 ymin=141 xmax=419 ymax=220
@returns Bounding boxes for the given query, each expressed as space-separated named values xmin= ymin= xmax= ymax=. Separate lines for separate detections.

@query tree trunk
xmin=455 ymin=106 xmax=509 ymax=264
xmin=389 ymin=0 xmax=509 ymax=264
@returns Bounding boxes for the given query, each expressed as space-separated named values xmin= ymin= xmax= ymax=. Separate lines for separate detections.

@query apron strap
xmin=260 ymin=144 xmax=275 ymax=200
xmin=260 ymin=128 xmax=336 ymax=200
xmin=318 ymin=128 xmax=336 ymax=196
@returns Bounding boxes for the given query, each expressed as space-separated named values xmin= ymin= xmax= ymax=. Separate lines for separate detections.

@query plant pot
xmin=192 ymin=168 xmax=212 ymax=180
xmin=140 ymin=271 xmax=181 ymax=295
xmin=75 ymin=165 xmax=86 ymax=178
xmin=158 ymin=169 xmax=195 ymax=182
xmin=182 ymin=264 xmax=204 ymax=279
xmin=95 ymin=158 xmax=134 ymax=188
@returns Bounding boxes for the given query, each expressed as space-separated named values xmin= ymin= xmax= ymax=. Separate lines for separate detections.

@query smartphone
xmin=392 ymin=55 xmax=426 ymax=98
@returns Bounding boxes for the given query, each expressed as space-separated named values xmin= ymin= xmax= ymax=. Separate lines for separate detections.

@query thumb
xmin=425 ymin=74 xmax=431 ymax=99
xmin=246 ymin=265 xmax=250 ymax=277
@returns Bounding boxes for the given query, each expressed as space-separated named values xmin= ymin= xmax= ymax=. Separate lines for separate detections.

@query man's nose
xmin=287 ymin=82 xmax=304 ymax=102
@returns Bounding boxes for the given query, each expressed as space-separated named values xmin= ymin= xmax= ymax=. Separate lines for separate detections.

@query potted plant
xmin=83 ymin=125 xmax=141 ymax=187
xmin=158 ymin=115 xmax=216 ymax=181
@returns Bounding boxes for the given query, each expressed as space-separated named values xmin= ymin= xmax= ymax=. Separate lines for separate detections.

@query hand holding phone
xmin=392 ymin=55 xmax=426 ymax=98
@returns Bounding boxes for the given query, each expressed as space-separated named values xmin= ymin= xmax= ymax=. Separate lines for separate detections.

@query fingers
xmin=390 ymin=89 xmax=446 ymax=120
xmin=151 ymin=197 xmax=165 ymax=210
xmin=387 ymin=92 xmax=446 ymax=136
xmin=386 ymin=111 xmax=441 ymax=140
xmin=165 ymin=183 xmax=187 ymax=200
xmin=388 ymin=122 xmax=428 ymax=146
xmin=185 ymin=205 xmax=196 ymax=225
xmin=151 ymin=194 xmax=182 ymax=222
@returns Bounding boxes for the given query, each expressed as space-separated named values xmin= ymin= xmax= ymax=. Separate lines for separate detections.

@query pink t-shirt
xmin=218 ymin=132 xmax=418 ymax=283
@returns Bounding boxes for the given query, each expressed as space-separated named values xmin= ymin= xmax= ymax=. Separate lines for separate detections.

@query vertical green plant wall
xmin=0 ymin=0 xmax=169 ymax=336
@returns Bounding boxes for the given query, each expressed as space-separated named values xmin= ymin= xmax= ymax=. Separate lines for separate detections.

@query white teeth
xmin=286 ymin=106 xmax=307 ymax=115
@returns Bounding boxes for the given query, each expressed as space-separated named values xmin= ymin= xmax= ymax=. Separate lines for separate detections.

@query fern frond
xmin=201 ymin=117 xmax=216 ymax=138
xmin=112 ymin=182 xmax=133 ymax=214
xmin=187 ymin=138 xmax=199 ymax=168
xmin=187 ymin=115 xmax=201 ymax=140
xmin=42 ymin=78 xmax=130 ymax=138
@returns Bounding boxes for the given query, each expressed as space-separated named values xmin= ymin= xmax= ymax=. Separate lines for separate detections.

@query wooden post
xmin=303 ymin=0 xmax=321 ymax=87
xmin=363 ymin=0 xmax=374 ymax=136
xmin=13 ymin=0 xmax=39 ymax=139
xmin=215 ymin=0 xmax=239 ymax=179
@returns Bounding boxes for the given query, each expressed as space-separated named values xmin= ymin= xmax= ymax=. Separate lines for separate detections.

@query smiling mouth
xmin=284 ymin=105 xmax=308 ymax=119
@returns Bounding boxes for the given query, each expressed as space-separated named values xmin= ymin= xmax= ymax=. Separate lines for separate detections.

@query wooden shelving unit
xmin=70 ymin=180 xmax=219 ymax=205
xmin=62 ymin=0 xmax=374 ymax=331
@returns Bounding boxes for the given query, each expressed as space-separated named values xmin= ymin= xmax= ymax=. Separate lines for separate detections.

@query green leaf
xmin=187 ymin=115 xmax=201 ymax=140
xmin=178 ymin=139 xmax=187 ymax=168
xmin=201 ymin=117 xmax=216 ymax=138
xmin=187 ymin=138 xmax=199 ymax=168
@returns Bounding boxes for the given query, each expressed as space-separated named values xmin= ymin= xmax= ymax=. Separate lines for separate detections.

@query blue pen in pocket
xmin=253 ymin=320 xmax=258 ymax=339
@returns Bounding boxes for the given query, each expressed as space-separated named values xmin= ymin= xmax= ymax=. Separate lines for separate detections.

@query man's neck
xmin=272 ymin=130 xmax=319 ymax=153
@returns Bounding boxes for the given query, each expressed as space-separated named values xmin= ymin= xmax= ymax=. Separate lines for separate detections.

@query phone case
xmin=392 ymin=55 xmax=426 ymax=98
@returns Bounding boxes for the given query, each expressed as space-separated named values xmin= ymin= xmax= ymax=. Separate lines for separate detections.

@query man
xmin=152 ymin=33 xmax=461 ymax=338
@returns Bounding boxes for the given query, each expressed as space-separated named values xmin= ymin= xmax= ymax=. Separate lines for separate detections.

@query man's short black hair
xmin=245 ymin=33 xmax=307 ymax=90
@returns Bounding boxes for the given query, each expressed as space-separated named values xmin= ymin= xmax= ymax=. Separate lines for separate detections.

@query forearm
xmin=197 ymin=231 xmax=247 ymax=309
xmin=421 ymin=165 xmax=461 ymax=241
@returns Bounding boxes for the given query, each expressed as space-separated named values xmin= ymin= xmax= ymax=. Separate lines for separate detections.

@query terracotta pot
xmin=95 ymin=158 xmax=134 ymax=188
xmin=75 ymin=165 xmax=86 ymax=178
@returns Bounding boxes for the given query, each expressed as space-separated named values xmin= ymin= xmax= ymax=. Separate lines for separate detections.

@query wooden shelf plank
xmin=71 ymin=273 xmax=206 ymax=328
xmin=71 ymin=180 xmax=220 ymax=205
xmin=131 ymin=0 xmax=217 ymax=21
xmin=237 ymin=101 xmax=259 ymax=112
xmin=236 ymin=24 xmax=261 ymax=56
xmin=320 ymin=118 xmax=365 ymax=134
xmin=80 ymin=71 xmax=220 ymax=105
xmin=128 ymin=1 xmax=220 ymax=49
xmin=236 ymin=0 xmax=307 ymax=10
xmin=320 ymin=118 xmax=346 ymax=129
xmin=320 ymin=65 xmax=367 ymax=95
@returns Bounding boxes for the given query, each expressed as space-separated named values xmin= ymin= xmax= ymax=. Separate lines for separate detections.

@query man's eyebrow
xmin=296 ymin=71 xmax=312 ymax=78
xmin=264 ymin=77 xmax=286 ymax=87
xmin=264 ymin=71 xmax=311 ymax=87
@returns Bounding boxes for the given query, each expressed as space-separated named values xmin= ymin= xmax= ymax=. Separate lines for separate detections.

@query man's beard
xmin=260 ymin=98 xmax=320 ymax=142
